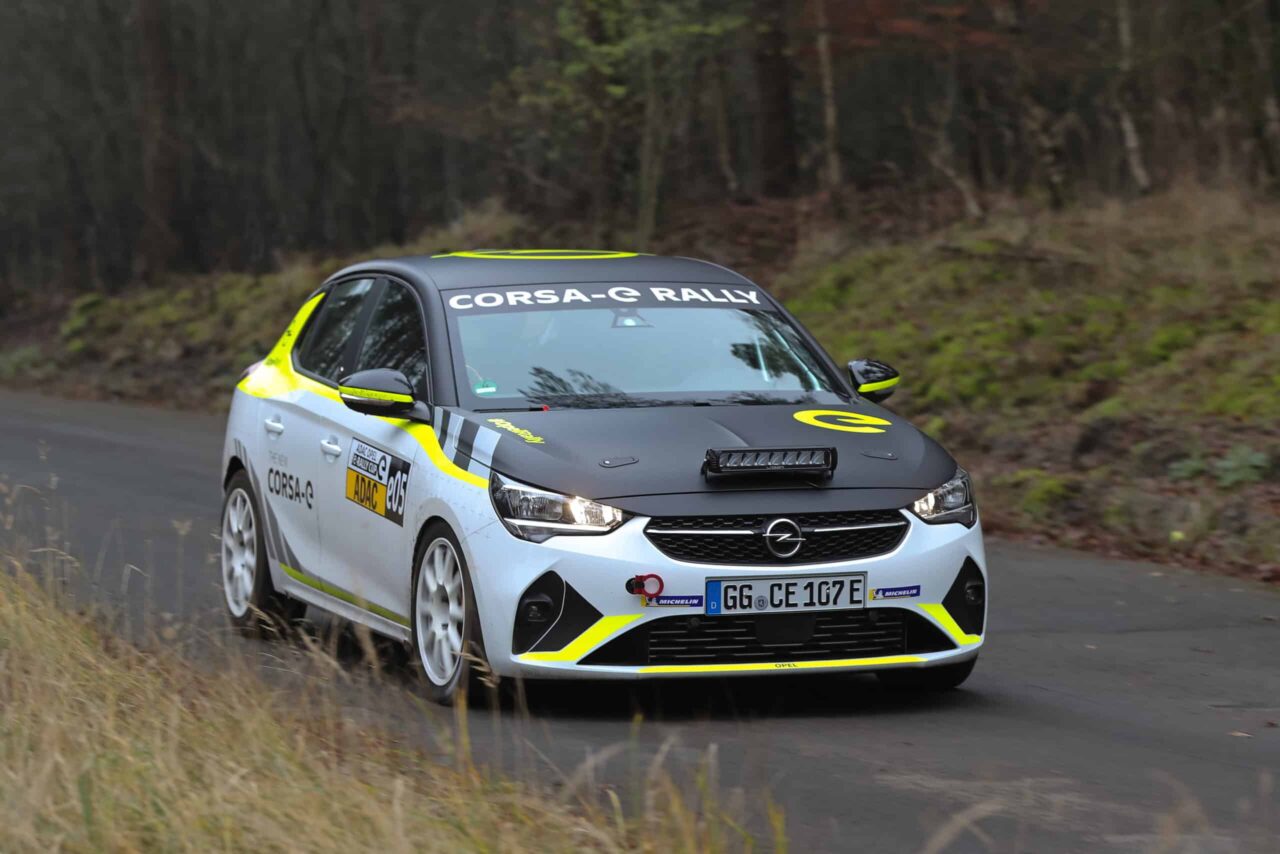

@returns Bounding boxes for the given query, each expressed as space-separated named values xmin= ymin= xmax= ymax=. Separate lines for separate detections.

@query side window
xmin=355 ymin=282 xmax=430 ymax=399
xmin=296 ymin=278 xmax=375 ymax=382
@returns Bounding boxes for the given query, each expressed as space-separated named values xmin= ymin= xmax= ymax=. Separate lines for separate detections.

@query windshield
xmin=444 ymin=283 xmax=846 ymax=410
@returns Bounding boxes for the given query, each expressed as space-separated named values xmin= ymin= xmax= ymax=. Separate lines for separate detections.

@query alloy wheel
xmin=221 ymin=488 xmax=256 ymax=618
xmin=416 ymin=537 xmax=466 ymax=685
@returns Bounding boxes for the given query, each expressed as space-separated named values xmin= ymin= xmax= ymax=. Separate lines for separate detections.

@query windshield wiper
xmin=690 ymin=395 xmax=813 ymax=406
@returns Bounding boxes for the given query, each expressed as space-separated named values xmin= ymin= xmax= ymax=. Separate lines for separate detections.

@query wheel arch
xmin=412 ymin=514 xmax=457 ymax=575
xmin=224 ymin=455 xmax=247 ymax=489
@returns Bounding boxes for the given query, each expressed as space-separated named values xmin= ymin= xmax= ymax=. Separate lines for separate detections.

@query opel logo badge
xmin=762 ymin=518 xmax=805 ymax=559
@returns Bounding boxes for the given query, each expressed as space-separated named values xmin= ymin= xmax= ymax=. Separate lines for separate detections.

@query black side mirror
xmin=849 ymin=359 xmax=900 ymax=403
xmin=338 ymin=368 xmax=417 ymax=417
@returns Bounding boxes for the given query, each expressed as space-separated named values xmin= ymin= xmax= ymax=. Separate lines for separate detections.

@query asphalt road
xmin=2 ymin=390 xmax=1277 ymax=853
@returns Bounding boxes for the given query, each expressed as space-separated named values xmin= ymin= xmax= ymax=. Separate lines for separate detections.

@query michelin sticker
xmin=642 ymin=595 xmax=704 ymax=608
xmin=345 ymin=439 xmax=411 ymax=526
xmin=870 ymin=585 xmax=920 ymax=600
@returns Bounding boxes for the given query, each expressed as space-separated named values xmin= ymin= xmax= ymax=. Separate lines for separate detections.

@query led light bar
xmin=703 ymin=447 xmax=837 ymax=477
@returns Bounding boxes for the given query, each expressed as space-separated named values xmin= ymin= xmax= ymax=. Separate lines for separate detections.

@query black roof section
xmin=324 ymin=250 xmax=754 ymax=291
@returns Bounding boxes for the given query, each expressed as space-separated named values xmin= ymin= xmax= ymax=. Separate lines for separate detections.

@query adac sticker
xmin=870 ymin=585 xmax=920 ymax=600
xmin=794 ymin=409 xmax=891 ymax=434
xmin=642 ymin=594 xmax=704 ymax=608
xmin=345 ymin=439 xmax=411 ymax=526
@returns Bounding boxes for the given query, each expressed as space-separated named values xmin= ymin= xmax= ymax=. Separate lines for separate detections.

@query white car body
xmin=221 ymin=251 xmax=987 ymax=691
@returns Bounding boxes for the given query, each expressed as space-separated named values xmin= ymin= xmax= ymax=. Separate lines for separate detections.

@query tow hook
xmin=625 ymin=573 xmax=664 ymax=600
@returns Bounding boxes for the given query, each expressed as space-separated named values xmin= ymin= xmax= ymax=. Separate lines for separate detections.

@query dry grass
xmin=0 ymin=568 xmax=772 ymax=853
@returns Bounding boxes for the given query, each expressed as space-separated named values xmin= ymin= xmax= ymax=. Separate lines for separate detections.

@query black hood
xmin=466 ymin=402 xmax=955 ymax=517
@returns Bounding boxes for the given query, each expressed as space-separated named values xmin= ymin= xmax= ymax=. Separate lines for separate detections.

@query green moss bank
xmin=783 ymin=191 xmax=1277 ymax=576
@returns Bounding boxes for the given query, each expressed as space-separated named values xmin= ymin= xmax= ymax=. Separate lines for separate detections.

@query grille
xmin=581 ymin=608 xmax=953 ymax=667
xmin=645 ymin=510 xmax=908 ymax=565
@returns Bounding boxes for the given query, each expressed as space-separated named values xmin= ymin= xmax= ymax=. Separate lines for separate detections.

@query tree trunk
xmin=583 ymin=6 xmax=617 ymax=244
xmin=1215 ymin=0 xmax=1244 ymax=182
xmin=636 ymin=48 xmax=692 ymax=248
xmin=1247 ymin=0 xmax=1280 ymax=181
xmin=636 ymin=47 xmax=660 ymax=248
xmin=813 ymin=0 xmax=843 ymax=202
xmin=910 ymin=37 xmax=984 ymax=221
xmin=1113 ymin=0 xmax=1152 ymax=193
xmin=134 ymin=0 xmax=179 ymax=283
xmin=754 ymin=0 xmax=798 ymax=197
xmin=997 ymin=0 xmax=1069 ymax=209
xmin=709 ymin=56 xmax=740 ymax=195
xmin=494 ymin=0 xmax=523 ymax=205
xmin=1271 ymin=0 xmax=1280 ymax=99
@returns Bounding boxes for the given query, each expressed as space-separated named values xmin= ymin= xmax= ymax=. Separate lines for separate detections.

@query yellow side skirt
xmin=636 ymin=655 xmax=926 ymax=675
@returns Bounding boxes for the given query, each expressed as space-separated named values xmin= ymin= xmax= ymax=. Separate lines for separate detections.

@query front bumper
xmin=461 ymin=509 xmax=987 ymax=680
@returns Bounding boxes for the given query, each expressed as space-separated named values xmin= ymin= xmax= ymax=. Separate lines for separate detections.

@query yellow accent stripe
xmin=281 ymin=564 xmax=410 ymax=627
xmin=638 ymin=655 xmax=926 ymax=674
xmin=921 ymin=603 xmax=982 ymax=646
xmin=237 ymin=293 xmax=485 ymax=489
xmin=339 ymin=385 xmax=413 ymax=404
xmin=238 ymin=294 xmax=332 ymax=401
xmin=858 ymin=376 xmax=900 ymax=393
xmin=399 ymin=422 xmax=488 ymax=488
xmin=438 ymin=249 xmax=639 ymax=260
xmin=518 ymin=614 xmax=643 ymax=663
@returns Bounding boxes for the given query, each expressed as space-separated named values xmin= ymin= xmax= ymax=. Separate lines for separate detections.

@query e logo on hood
xmin=793 ymin=409 xmax=892 ymax=434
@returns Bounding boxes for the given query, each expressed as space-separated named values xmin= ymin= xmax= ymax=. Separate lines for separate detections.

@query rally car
xmin=221 ymin=249 xmax=986 ymax=704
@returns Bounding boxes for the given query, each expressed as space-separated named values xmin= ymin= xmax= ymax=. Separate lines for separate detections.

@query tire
xmin=220 ymin=470 xmax=306 ymax=635
xmin=411 ymin=522 xmax=488 ymax=705
xmin=876 ymin=657 xmax=976 ymax=692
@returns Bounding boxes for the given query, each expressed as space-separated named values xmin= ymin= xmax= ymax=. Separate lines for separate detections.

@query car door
xmin=262 ymin=276 xmax=377 ymax=585
xmin=317 ymin=278 xmax=432 ymax=625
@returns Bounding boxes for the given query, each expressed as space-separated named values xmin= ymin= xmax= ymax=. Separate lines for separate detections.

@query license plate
xmin=705 ymin=573 xmax=866 ymax=616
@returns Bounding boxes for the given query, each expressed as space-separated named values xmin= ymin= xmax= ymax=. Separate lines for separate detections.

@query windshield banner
xmin=444 ymin=284 xmax=774 ymax=314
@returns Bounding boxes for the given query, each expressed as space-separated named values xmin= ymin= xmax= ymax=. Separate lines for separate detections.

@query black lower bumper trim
xmin=581 ymin=607 xmax=953 ymax=667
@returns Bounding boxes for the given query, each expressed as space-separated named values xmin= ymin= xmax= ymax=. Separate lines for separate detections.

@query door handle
xmin=320 ymin=439 xmax=343 ymax=457
xmin=264 ymin=417 xmax=285 ymax=435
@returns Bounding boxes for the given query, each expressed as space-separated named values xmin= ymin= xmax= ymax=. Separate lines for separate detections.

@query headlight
xmin=911 ymin=467 xmax=976 ymax=527
xmin=490 ymin=471 xmax=628 ymax=542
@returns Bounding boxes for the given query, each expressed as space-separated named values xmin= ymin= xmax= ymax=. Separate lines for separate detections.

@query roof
xmin=324 ymin=250 xmax=754 ymax=291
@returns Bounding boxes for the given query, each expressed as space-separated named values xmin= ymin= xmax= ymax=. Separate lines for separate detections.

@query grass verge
xmin=0 ymin=569 xmax=769 ymax=852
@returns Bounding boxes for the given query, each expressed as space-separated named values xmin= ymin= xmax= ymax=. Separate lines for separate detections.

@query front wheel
xmin=412 ymin=523 xmax=487 ymax=705
xmin=876 ymin=657 xmax=976 ymax=692
xmin=220 ymin=470 xmax=305 ymax=635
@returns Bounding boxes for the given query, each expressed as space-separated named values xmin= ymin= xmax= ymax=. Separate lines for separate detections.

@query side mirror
xmin=849 ymin=358 xmax=900 ymax=403
xmin=338 ymin=369 xmax=417 ymax=417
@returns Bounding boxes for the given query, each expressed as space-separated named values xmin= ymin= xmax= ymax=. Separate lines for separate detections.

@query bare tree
xmin=754 ymin=0 xmax=798 ymax=197
xmin=1113 ymin=0 xmax=1152 ymax=193
xmin=134 ymin=0 xmax=179 ymax=282
xmin=1246 ymin=0 xmax=1280 ymax=180
xmin=905 ymin=31 xmax=984 ymax=221
xmin=813 ymin=0 xmax=844 ymax=206
xmin=994 ymin=0 xmax=1069 ymax=209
